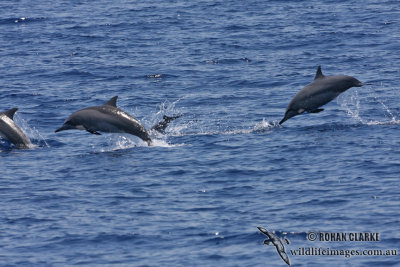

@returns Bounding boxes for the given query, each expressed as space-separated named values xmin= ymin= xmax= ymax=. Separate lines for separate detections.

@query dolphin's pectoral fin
xmin=87 ymin=129 xmax=101 ymax=135
xmin=309 ymin=108 xmax=324 ymax=113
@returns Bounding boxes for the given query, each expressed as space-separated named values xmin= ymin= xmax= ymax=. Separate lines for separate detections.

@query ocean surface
xmin=0 ymin=0 xmax=399 ymax=266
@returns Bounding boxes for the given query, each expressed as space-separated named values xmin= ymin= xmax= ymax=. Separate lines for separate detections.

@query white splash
xmin=154 ymin=98 xmax=183 ymax=120
xmin=94 ymin=134 xmax=183 ymax=153
xmin=14 ymin=113 xmax=49 ymax=148
xmin=253 ymin=118 xmax=277 ymax=132
xmin=339 ymin=87 xmax=399 ymax=126
xmin=149 ymin=138 xmax=183 ymax=148
xmin=340 ymin=89 xmax=363 ymax=122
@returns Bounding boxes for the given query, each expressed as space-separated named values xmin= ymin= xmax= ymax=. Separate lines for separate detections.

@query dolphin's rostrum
xmin=279 ymin=66 xmax=363 ymax=124
xmin=55 ymin=96 xmax=181 ymax=146
xmin=0 ymin=108 xmax=32 ymax=149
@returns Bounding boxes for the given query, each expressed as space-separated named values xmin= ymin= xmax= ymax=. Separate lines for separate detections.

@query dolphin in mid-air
xmin=0 ymin=108 xmax=32 ymax=149
xmin=279 ymin=66 xmax=363 ymax=125
xmin=55 ymin=96 xmax=181 ymax=146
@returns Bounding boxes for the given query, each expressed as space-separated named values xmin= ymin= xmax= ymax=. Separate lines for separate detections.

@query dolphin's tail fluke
xmin=151 ymin=114 xmax=183 ymax=133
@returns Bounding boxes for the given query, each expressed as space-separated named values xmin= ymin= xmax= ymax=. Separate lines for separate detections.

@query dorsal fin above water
xmin=104 ymin=96 xmax=118 ymax=107
xmin=3 ymin=108 xmax=18 ymax=119
xmin=314 ymin=65 xmax=324 ymax=80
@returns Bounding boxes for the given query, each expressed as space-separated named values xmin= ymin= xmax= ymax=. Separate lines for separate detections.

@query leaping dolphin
xmin=55 ymin=96 xmax=181 ymax=146
xmin=0 ymin=108 xmax=32 ymax=149
xmin=279 ymin=66 xmax=363 ymax=125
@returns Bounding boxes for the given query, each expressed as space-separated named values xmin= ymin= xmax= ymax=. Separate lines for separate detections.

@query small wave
xmin=146 ymin=74 xmax=163 ymax=78
xmin=145 ymin=74 xmax=178 ymax=79
xmin=0 ymin=17 xmax=46 ymax=25
xmin=61 ymin=69 xmax=97 ymax=77
xmin=204 ymin=57 xmax=251 ymax=65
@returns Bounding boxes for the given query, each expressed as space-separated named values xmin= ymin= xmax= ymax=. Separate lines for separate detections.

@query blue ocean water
xmin=1 ymin=0 xmax=399 ymax=266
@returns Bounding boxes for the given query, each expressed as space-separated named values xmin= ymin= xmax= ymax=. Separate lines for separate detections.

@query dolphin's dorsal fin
xmin=3 ymin=108 xmax=18 ymax=119
xmin=104 ymin=96 xmax=118 ymax=107
xmin=314 ymin=65 xmax=324 ymax=80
